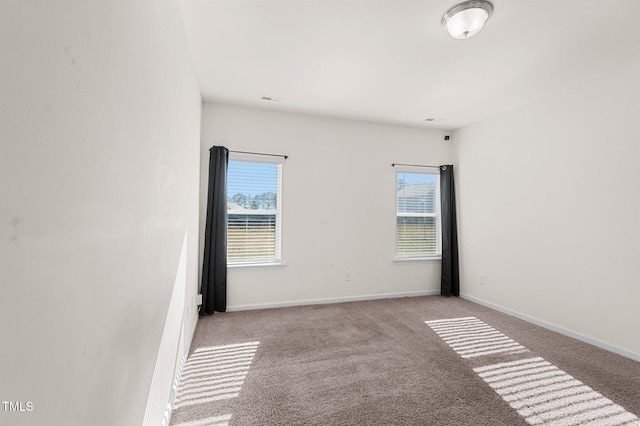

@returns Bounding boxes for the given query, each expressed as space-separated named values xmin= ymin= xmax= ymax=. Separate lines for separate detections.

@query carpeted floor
xmin=170 ymin=296 xmax=640 ymax=426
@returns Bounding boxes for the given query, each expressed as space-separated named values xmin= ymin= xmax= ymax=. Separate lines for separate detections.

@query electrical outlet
xmin=196 ymin=294 xmax=203 ymax=305
xmin=479 ymin=274 xmax=485 ymax=285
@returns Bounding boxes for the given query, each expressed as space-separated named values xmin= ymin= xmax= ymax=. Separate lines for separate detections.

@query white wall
xmin=452 ymin=61 xmax=640 ymax=358
xmin=200 ymin=104 xmax=452 ymax=309
xmin=0 ymin=2 xmax=201 ymax=425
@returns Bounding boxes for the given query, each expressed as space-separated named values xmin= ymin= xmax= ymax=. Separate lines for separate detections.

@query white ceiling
xmin=179 ymin=0 xmax=640 ymax=130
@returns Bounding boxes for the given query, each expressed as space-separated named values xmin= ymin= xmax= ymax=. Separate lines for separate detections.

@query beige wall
xmin=452 ymin=61 xmax=640 ymax=359
xmin=0 ymin=1 xmax=201 ymax=425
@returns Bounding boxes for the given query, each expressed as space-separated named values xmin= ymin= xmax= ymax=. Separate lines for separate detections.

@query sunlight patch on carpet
xmin=474 ymin=357 xmax=640 ymax=426
xmin=173 ymin=341 xmax=260 ymax=419
xmin=425 ymin=317 xmax=529 ymax=358
xmin=172 ymin=414 xmax=232 ymax=426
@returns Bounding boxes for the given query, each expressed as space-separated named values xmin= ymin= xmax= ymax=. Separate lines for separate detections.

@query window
xmin=227 ymin=154 xmax=283 ymax=266
xmin=396 ymin=168 xmax=441 ymax=259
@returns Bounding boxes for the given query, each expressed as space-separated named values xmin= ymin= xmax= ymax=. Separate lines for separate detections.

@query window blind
xmin=227 ymin=155 xmax=283 ymax=265
xmin=396 ymin=170 xmax=441 ymax=258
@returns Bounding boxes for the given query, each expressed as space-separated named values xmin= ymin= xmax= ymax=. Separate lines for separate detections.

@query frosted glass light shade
xmin=442 ymin=1 xmax=493 ymax=39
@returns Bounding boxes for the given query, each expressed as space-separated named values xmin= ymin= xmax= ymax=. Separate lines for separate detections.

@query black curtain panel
xmin=440 ymin=165 xmax=460 ymax=297
xmin=200 ymin=146 xmax=229 ymax=315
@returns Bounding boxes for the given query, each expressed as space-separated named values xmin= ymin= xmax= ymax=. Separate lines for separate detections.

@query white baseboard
xmin=227 ymin=290 xmax=440 ymax=312
xmin=460 ymin=293 xmax=640 ymax=363
xmin=162 ymin=353 xmax=187 ymax=426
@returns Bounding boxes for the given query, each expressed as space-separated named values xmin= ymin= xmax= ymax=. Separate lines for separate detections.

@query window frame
xmin=394 ymin=166 xmax=442 ymax=261
xmin=227 ymin=152 xmax=284 ymax=267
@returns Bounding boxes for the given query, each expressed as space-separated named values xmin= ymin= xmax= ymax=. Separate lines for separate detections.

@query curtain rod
xmin=230 ymin=150 xmax=288 ymax=160
xmin=391 ymin=163 xmax=441 ymax=169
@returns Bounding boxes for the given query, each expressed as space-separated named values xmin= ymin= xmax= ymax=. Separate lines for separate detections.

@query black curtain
xmin=200 ymin=146 xmax=229 ymax=315
xmin=440 ymin=165 xmax=459 ymax=297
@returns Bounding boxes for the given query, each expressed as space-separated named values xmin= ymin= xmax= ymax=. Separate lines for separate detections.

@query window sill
xmin=393 ymin=256 xmax=441 ymax=263
xmin=228 ymin=261 xmax=287 ymax=270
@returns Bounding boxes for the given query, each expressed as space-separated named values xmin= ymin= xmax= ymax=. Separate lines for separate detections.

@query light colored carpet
xmin=427 ymin=317 xmax=639 ymax=425
xmin=170 ymin=296 xmax=640 ymax=426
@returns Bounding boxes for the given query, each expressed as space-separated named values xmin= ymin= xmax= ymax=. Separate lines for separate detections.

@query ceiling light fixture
xmin=442 ymin=0 xmax=493 ymax=39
